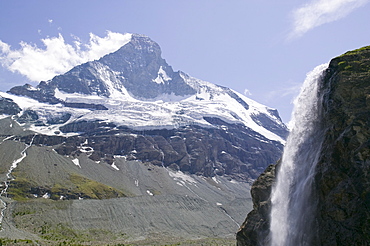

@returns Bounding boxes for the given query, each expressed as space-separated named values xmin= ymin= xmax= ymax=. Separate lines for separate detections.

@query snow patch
xmin=168 ymin=170 xmax=197 ymax=185
xmin=111 ymin=163 xmax=119 ymax=170
xmin=212 ymin=176 xmax=220 ymax=184
xmin=72 ymin=158 xmax=81 ymax=168
xmin=153 ymin=66 xmax=172 ymax=84
xmin=80 ymin=146 xmax=94 ymax=153
xmin=114 ymin=155 xmax=127 ymax=161
xmin=42 ymin=193 xmax=50 ymax=199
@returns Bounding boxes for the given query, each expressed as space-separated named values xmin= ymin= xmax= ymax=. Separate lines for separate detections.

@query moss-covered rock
xmin=8 ymin=174 xmax=126 ymax=201
xmin=314 ymin=45 xmax=370 ymax=245
xmin=68 ymin=173 xmax=126 ymax=199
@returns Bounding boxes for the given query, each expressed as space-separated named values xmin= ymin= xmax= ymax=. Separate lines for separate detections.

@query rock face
xmin=236 ymin=163 xmax=277 ymax=246
xmin=315 ymin=46 xmax=370 ymax=245
xmin=0 ymin=96 xmax=21 ymax=115
xmin=236 ymin=46 xmax=370 ymax=245
xmin=49 ymin=119 xmax=283 ymax=180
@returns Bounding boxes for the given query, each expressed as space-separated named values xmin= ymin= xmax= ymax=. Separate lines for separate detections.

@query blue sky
xmin=0 ymin=0 xmax=369 ymax=122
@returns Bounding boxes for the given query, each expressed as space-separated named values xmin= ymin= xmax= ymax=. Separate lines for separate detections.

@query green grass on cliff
xmin=69 ymin=173 xmax=127 ymax=199
xmin=7 ymin=173 xmax=127 ymax=201
xmin=340 ymin=45 xmax=370 ymax=57
xmin=7 ymin=177 xmax=38 ymax=201
xmin=333 ymin=45 xmax=370 ymax=75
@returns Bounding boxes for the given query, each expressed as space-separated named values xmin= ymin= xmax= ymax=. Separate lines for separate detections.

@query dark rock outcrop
xmin=0 ymin=96 xmax=21 ymax=115
xmin=236 ymin=46 xmax=370 ymax=245
xmin=236 ymin=163 xmax=277 ymax=245
xmin=17 ymin=110 xmax=40 ymax=124
xmin=31 ymin=118 xmax=284 ymax=181
xmin=314 ymin=46 xmax=370 ymax=245
xmin=8 ymin=83 xmax=61 ymax=104
xmin=63 ymin=102 xmax=108 ymax=110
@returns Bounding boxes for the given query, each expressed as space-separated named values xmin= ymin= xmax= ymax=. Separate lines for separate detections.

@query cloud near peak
xmin=0 ymin=31 xmax=132 ymax=82
xmin=289 ymin=0 xmax=369 ymax=39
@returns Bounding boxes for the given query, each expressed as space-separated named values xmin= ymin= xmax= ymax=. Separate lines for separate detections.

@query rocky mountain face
xmin=236 ymin=46 xmax=370 ymax=245
xmin=0 ymin=34 xmax=288 ymax=244
xmin=0 ymin=96 xmax=21 ymax=115
xmin=3 ymin=33 xmax=287 ymax=183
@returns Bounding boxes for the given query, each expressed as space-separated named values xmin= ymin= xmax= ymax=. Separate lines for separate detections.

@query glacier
xmin=0 ymin=72 xmax=286 ymax=144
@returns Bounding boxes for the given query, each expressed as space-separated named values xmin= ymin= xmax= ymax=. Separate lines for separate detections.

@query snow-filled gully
xmin=0 ymin=135 xmax=36 ymax=229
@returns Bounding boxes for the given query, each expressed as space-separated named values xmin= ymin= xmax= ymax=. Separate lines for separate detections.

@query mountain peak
xmin=43 ymin=33 xmax=196 ymax=99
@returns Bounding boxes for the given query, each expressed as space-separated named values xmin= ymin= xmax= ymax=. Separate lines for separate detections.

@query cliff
xmin=315 ymin=46 xmax=370 ymax=245
xmin=236 ymin=163 xmax=277 ymax=246
xmin=237 ymin=46 xmax=370 ymax=245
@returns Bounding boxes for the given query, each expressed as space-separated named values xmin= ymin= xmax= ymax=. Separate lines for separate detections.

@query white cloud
xmin=0 ymin=41 xmax=11 ymax=54
xmin=289 ymin=0 xmax=369 ymax=39
xmin=0 ymin=31 xmax=132 ymax=82
xmin=244 ymin=89 xmax=252 ymax=96
xmin=266 ymin=83 xmax=302 ymax=103
xmin=48 ymin=19 xmax=53 ymax=24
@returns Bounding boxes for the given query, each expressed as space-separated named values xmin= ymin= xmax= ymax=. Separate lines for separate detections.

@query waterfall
xmin=269 ymin=63 xmax=328 ymax=246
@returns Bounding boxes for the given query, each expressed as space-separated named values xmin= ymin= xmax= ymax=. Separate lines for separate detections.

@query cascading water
xmin=269 ymin=63 xmax=329 ymax=246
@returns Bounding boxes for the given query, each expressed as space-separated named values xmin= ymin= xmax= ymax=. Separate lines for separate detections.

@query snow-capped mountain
xmin=0 ymin=33 xmax=290 ymax=244
xmin=2 ymin=33 xmax=288 ymax=181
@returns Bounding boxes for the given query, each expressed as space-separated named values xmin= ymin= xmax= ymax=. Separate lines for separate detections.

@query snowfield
xmin=0 ymin=71 xmax=286 ymax=144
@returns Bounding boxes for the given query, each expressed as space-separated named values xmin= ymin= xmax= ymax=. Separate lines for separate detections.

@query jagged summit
xmin=53 ymin=34 xmax=196 ymax=99
xmin=10 ymin=34 xmax=195 ymax=100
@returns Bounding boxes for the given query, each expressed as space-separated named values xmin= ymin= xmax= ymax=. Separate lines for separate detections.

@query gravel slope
xmin=0 ymin=120 xmax=252 ymax=244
